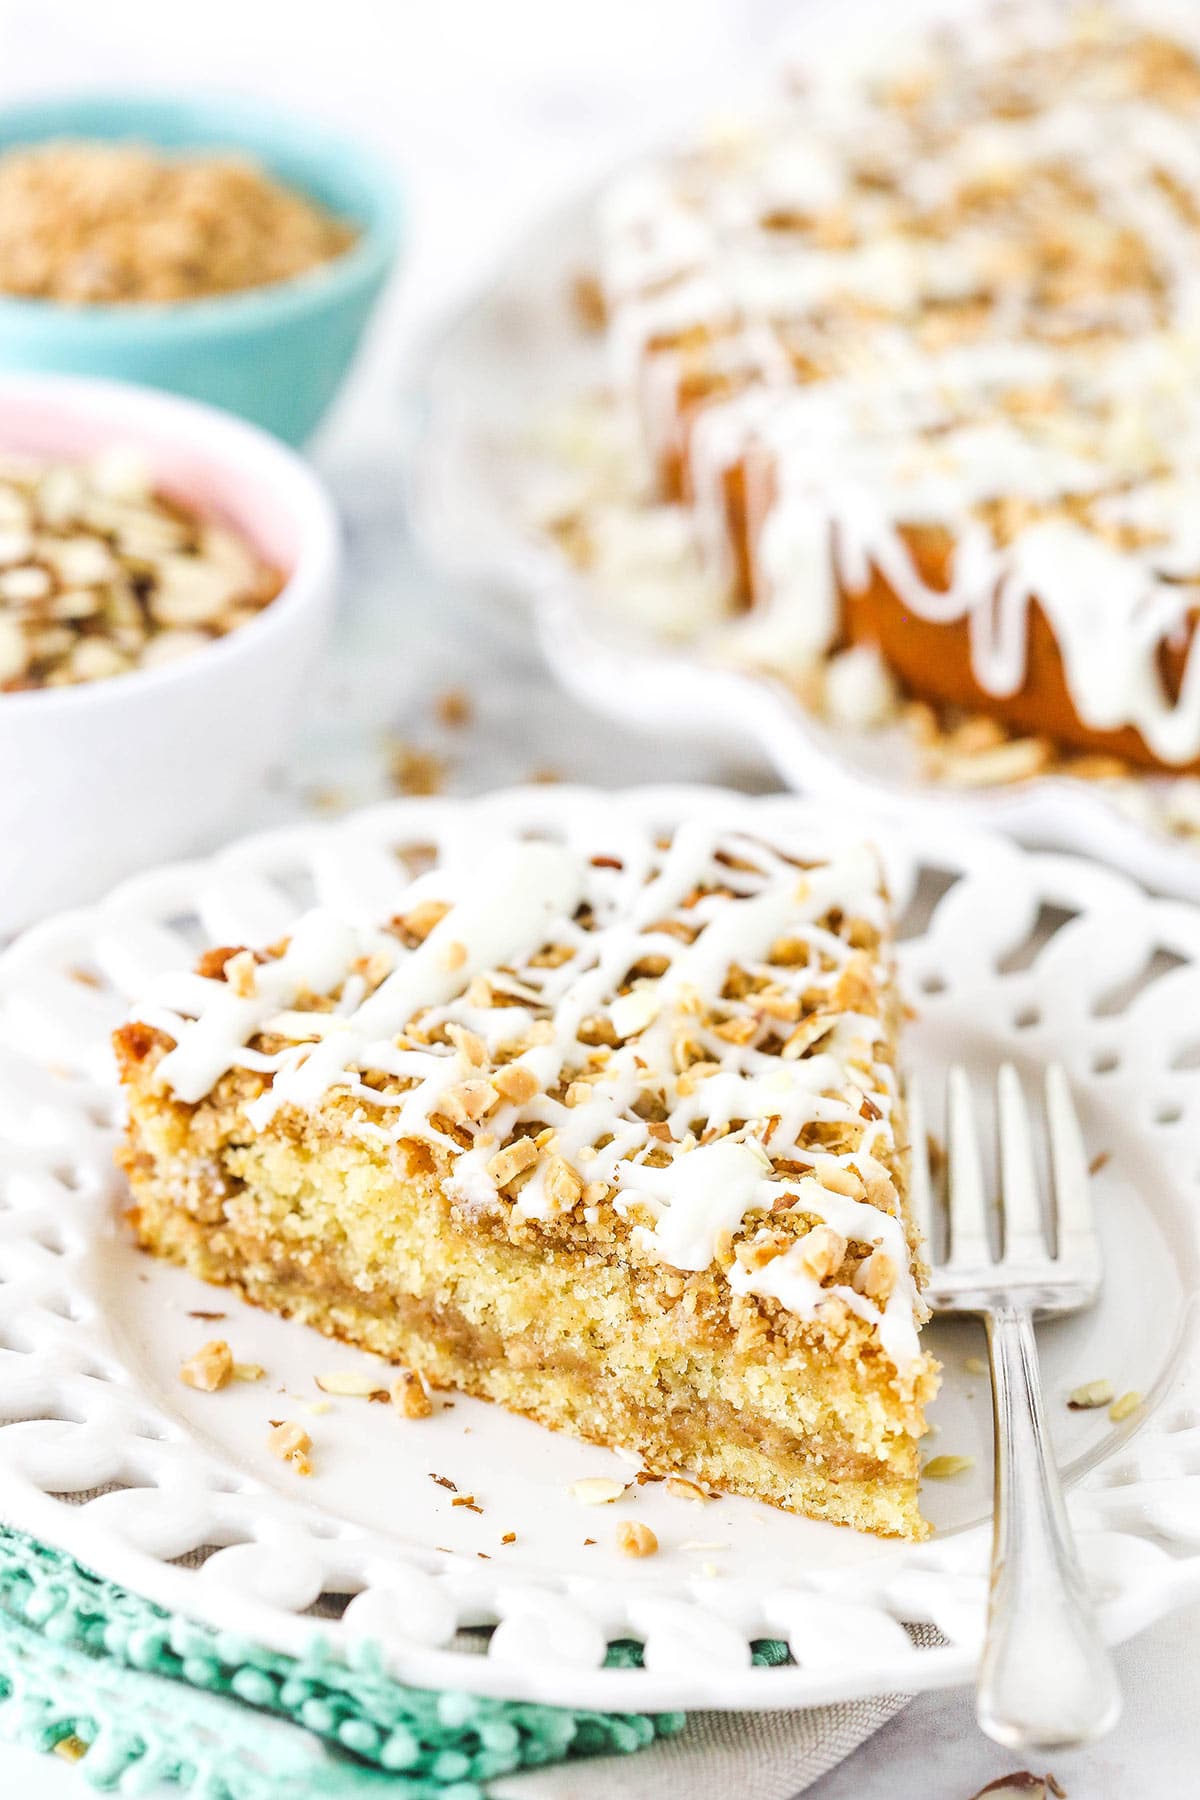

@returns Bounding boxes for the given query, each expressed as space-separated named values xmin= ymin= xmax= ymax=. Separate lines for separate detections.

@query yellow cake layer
xmin=118 ymin=1037 xmax=936 ymax=1539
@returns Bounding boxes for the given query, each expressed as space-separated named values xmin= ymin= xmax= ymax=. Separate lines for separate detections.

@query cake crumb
xmin=429 ymin=1472 xmax=458 ymax=1492
xmin=501 ymin=1531 xmax=517 ymax=1545
xmin=964 ymin=1355 xmax=987 ymax=1376
xmin=305 ymin=785 xmax=347 ymax=816
xmin=186 ymin=1309 xmax=226 ymax=1321
xmin=435 ymin=686 xmax=473 ymax=728
xmin=570 ymin=270 xmax=608 ymax=332
xmin=388 ymin=740 xmax=446 ymax=796
xmin=179 ymin=1339 xmax=233 ymax=1392
xmin=267 ymin=1420 xmax=312 ymax=1475
xmin=452 ymin=1494 xmax=483 ymax=1514
xmin=1088 ymin=1151 xmax=1111 ymax=1176
xmin=617 ymin=1520 xmax=658 ymax=1557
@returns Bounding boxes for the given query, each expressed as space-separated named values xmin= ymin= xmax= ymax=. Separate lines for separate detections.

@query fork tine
xmin=1045 ymin=1064 xmax=1101 ymax=1278
xmin=946 ymin=1065 xmax=993 ymax=1268
xmin=905 ymin=1075 xmax=937 ymax=1256
xmin=996 ymin=1064 xmax=1049 ymax=1264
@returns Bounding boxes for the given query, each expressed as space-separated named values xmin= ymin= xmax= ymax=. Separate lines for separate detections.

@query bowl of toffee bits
xmin=0 ymin=372 xmax=339 ymax=931
xmin=0 ymin=94 xmax=401 ymax=443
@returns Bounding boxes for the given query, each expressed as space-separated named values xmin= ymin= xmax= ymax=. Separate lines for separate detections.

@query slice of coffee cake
xmin=116 ymin=804 xmax=939 ymax=1536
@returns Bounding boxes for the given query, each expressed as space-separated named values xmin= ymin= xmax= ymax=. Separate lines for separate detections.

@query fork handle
xmin=976 ymin=1303 xmax=1121 ymax=1751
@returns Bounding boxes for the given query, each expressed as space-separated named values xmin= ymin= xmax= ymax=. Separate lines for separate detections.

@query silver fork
xmin=911 ymin=1062 xmax=1121 ymax=1752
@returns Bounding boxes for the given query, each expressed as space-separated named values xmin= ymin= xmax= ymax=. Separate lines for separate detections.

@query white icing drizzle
xmin=597 ymin=2 xmax=1200 ymax=765
xmin=130 ymin=818 xmax=926 ymax=1373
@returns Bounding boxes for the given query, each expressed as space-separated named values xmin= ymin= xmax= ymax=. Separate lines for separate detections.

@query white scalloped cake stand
xmin=0 ymin=787 xmax=1198 ymax=1712
xmin=404 ymin=191 xmax=1200 ymax=905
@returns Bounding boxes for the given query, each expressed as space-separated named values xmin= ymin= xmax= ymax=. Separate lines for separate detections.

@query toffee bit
xmin=501 ymin=1532 xmax=517 ymax=1545
xmin=616 ymin=1520 xmax=658 ymax=1558
xmin=179 ymin=1339 xmax=233 ymax=1393
xmin=451 ymin=1495 xmax=483 ymax=1514
xmin=267 ymin=1420 xmax=312 ymax=1476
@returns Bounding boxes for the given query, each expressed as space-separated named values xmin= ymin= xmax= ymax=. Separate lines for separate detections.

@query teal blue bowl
xmin=0 ymin=94 xmax=401 ymax=444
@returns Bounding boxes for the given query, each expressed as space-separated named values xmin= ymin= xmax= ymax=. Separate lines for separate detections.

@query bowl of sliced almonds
xmin=0 ymin=372 xmax=338 ymax=931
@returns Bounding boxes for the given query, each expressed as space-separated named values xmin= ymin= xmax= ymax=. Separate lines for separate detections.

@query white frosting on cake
xmin=129 ymin=820 xmax=925 ymax=1372
xmin=597 ymin=2 xmax=1200 ymax=764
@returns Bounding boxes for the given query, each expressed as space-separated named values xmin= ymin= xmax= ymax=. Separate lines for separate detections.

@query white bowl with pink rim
xmin=0 ymin=373 xmax=339 ymax=934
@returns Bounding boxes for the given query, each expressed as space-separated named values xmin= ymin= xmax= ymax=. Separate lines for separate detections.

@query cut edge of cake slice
xmin=115 ymin=812 xmax=940 ymax=1539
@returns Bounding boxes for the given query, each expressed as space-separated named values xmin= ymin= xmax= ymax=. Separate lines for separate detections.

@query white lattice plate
xmin=405 ymin=190 xmax=1200 ymax=905
xmin=0 ymin=786 xmax=1198 ymax=1712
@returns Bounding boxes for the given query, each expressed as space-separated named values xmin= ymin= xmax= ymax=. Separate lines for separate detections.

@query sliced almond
xmin=567 ymin=1477 xmax=627 ymax=1505
xmin=315 ymin=1369 xmax=390 ymax=1398
xmin=922 ymin=1454 xmax=975 ymax=1479
xmin=1067 ymin=1379 xmax=1113 ymax=1410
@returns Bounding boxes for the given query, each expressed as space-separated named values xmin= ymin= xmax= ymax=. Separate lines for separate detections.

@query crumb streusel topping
xmin=129 ymin=822 xmax=924 ymax=1372
xmin=0 ymin=141 xmax=356 ymax=305
xmin=0 ymin=447 xmax=284 ymax=691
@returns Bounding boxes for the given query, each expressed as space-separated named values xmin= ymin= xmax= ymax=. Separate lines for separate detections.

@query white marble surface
xmin=0 ymin=0 xmax=1197 ymax=1792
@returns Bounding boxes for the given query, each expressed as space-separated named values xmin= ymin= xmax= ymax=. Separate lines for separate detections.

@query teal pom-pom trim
xmin=0 ymin=1527 xmax=782 ymax=1795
